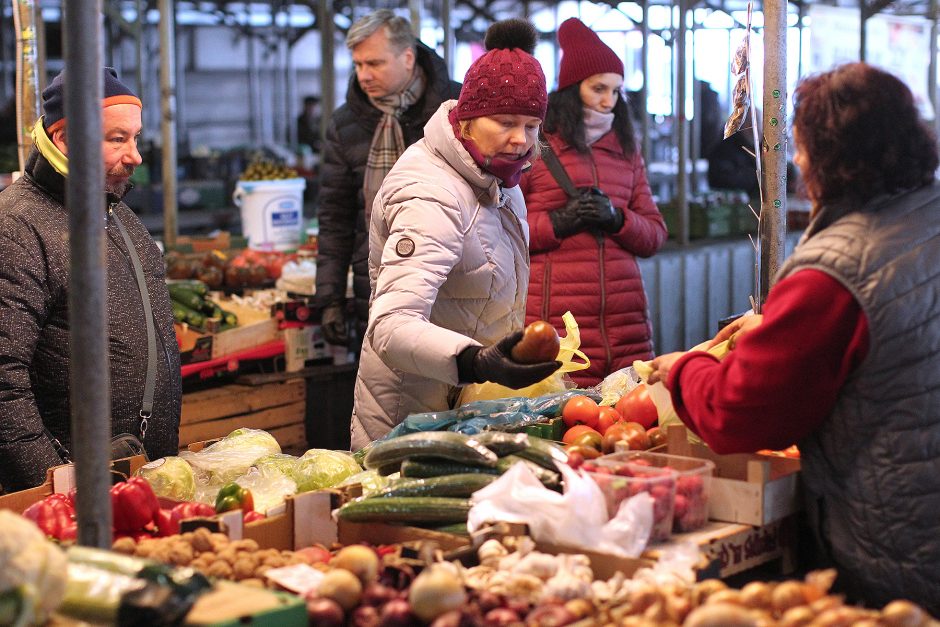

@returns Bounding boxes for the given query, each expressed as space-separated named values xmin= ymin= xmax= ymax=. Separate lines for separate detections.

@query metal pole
xmin=409 ymin=0 xmax=421 ymax=36
xmin=135 ymin=0 xmax=144 ymax=108
xmin=759 ymin=0 xmax=788 ymax=306
xmin=442 ymin=0 xmax=453 ymax=77
xmin=318 ymin=0 xmax=335 ymax=142
xmin=13 ymin=0 xmax=41 ymax=171
xmin=929 ymin=0 xmax=939 ymax=141
xmin=641 ymin=0 xmax=651 ymax=165
xmin=690 ymin=20 xmax=700 ymax=192
xmin=676 ymin=0 xmax=690 ymax=245
xmin=247 ymin=34 xmax=259 ymax=145
xmin=159 ymin=0 xmax=178 ymax=247
xmin=859 ymin=0 xmax=867 ymax=61
xmin=797 ymin=2 xmax=804 ymax=78
xmin=63 ymin=0 xmax=113 ymax=549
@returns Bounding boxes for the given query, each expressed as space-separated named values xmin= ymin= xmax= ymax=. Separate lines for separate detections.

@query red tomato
xmin=562 ymin=424 xmax=601 ymax=445
xmin=615 ymin=385 xmax=658 ymax=430
xmin=596 ymin=406 xmax=622 ymax=435
xmin=562 ymin=396 xmax=599 ymax=429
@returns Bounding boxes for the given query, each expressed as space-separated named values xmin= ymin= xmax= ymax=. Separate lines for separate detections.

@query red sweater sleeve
xmin=666 ymin=269 xmax=870 ymax=454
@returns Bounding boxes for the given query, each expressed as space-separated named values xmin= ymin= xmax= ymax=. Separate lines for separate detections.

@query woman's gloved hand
xmin=549 ymin=198 xmax=590 ymax=238
xmin=457 ymin=331 xmax=561 ymax=389
xmin=321 ymin=303 xmax=348 ymax=345
xmin=576 ymin=187 xmax=624 ymax=233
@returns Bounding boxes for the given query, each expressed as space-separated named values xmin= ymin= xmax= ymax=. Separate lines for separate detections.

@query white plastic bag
xmin=467 ymin=461 xmax=653 ymax=558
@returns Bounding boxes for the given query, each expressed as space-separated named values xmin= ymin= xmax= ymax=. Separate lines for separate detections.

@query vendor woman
xmin=648 ymin=62 xmax=940 ymax=612
xmin=350 ymin=19 xmax=560 ymax=449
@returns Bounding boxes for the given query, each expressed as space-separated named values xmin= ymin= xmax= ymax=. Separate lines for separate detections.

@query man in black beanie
xmin=0 ymin=67 xmax=182 ymax=491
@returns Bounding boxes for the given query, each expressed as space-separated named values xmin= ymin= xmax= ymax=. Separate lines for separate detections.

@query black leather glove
xmin=456 ymin=331 xmax=561 ymax=390
xmin=575 ymin=187 xmax=624 ymax=233
xmin=321 ymin=303 xmax=348 ymax=345
xmin=549 ymin=199 xmax=590 ymax=239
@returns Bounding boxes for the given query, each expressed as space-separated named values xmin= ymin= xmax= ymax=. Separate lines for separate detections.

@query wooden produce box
xmin=665 ymin=425 xmax=802 ymax=526
xmin=179 ymin=379 xmax=306 ymax=450
xmin=210 ymin=298 xmax=280 ymax=360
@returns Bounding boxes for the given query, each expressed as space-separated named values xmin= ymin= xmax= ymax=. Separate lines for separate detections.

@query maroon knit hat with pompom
xmin=454 ymin=19 xmax=547 ymax=121
xmin=557 ymin=18 xmax=624 ymax=91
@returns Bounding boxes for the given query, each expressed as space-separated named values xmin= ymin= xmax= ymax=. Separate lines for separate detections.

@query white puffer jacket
xmin=350 ymin=101 xmax=531 ymax=449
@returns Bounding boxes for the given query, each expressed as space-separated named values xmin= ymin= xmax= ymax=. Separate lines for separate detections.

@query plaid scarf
xmin=363 ymin=65 xmax=427 ymax=224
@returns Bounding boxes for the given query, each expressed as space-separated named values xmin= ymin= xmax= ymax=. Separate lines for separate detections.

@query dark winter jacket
xmin=316 ymin=43 xmax=461 ymax=333
xmin=0 ymin=144 xmax=181 ymax=491
xmin=778 ymin=183 xmax=940 ymax=612
xmin=520 ymin=131 xmax=667 ymax=386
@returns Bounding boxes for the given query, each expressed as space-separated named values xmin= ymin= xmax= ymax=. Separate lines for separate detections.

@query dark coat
xmin=0 ymin=147 xmax=181 ymax=491
xmin=520 ymin=132 xmax=667 ymax=386
xmin=316 ymin=43 xmax=461 ymax=333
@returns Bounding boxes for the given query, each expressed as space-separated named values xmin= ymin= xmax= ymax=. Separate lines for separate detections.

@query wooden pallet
xmin=180 ymin=378 xmax=306 ymax=450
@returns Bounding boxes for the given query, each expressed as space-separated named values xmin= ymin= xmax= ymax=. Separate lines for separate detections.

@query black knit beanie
xmin=42 ymin=67 xmax=141 ymax=133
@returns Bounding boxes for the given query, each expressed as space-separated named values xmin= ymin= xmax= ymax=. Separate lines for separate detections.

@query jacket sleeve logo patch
xmin=395 ymin=237 xmax=416 ymax=257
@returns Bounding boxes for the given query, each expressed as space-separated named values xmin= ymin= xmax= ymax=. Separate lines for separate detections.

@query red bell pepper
xmin=243 ymin=510 xmax=264 ymax=524
xmin=171 ymin=501 xmax=216 ymax=521
xmin=22 ymin=493 xmax=77 ymax=540
xmin=110 ymin=476 xmax=160 ymax=532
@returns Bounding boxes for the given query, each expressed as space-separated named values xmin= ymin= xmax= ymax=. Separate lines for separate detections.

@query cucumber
xmin=219 ymin=308 xmax=238 ymax=327
xmin=420 ymin=522 xmax=470 ymax=536
xmin=336 ymin=497 xmax=471 ymax=524
xmin=168 ymin=279 xmax=209 ymax=296
xmin=474 ymin=432 xmax=530 ymax=456
xmin=363 ymin=432 xmax=498 ymax=470
xmin=400 ymin=459 xmax=500 ymax=479
xmin=496 ymin=455 xmax=561 ymax=489
xmin=374 ymin=473 xmax=496 ymax=498
xmin=168 ymin=284 xmax=207 ymax=312
xmin=171 ymin=300 xmax=189 ymax=324
xmin=171 ymin=301 xmax=206 ymax=329
xmin=514 ymin=437 xmax=568 ymax=471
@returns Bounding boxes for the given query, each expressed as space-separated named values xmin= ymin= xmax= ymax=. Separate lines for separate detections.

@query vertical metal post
xmin=929 ymin=0 xmax=939 ymax=140
xmin=63 ymin=0 xmax=113 ymax=549
xmin=797 ymin=1 xmax=804 ymax=78
xmin=13 ymin=0 xmax=41 ymax=171
xmin=690 ymin=20 xmax=700 ymax=191
xmin=159 ymin=0 xmax=178 ymax=247
xmin=135 ymin=0 xmax=144 ymax=101
xmin=641 ymin=0 xmax=651 ymax=165
xmin=676 ymin=0 xmax=690 ymax=245
xmin=318 ymin=0 xmax=335 ymax=144
xmin=759 ymin=0 xmax=788 ymax=306
xmin=859 ymin=0 xmax=867 ymax=61
xmin=442 ymin=0 xmax=453 ymax=77
xmin=409 ymin=0 xmax=421 ymax=36
xmin=247 ymin=34 xmax=260 ymax=145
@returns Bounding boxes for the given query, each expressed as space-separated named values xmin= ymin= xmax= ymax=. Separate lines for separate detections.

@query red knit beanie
xmin=454 ymin=19 xmax=547 ymax=121
xmin=557 ymin=18 xmax=624 ymax=91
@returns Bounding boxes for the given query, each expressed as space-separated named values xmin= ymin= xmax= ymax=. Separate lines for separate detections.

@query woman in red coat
xmin=520 ymin=18 xmax=667 ymax=387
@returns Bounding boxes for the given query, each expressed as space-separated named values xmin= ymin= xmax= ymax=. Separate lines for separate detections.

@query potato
xmin=511 ymin=321 xmax=559 ymax=363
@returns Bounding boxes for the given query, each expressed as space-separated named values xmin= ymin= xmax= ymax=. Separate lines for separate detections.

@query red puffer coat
xmin=520 ymin=131 xmax=667 ymax=386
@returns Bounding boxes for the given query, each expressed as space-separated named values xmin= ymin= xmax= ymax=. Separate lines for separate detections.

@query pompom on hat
xmin=556 ymin=18 xmax=624 ymax=91
xmin=454 ymin=18 xmax=547 ymax=121
xmin=42 ymin=67 xmax=142 ymax=133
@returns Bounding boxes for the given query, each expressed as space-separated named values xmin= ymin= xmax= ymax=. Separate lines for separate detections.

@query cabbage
xmin=253 ymin=453 xmax=299 ymax=480
xmin=214 ymin=428 xmax=281 ymax=456
xmin=294 ymin=449 xmax=362 ymax=493
xmin=136 ymin=456 xmax=196 ymax=502
xmin=337 ymin=469 xmax=389 ymax=497
xmin=179 ymin=428 xmax=283 ymax=494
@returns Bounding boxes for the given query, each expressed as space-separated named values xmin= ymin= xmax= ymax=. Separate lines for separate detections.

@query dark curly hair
xmin=542 ymin=83 xmax=637 ymax=156
xmin=792 ymin=62 xmax=938 ymax=210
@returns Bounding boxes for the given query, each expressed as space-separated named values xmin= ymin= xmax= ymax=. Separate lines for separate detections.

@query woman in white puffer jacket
xmin=350 ymin=19 xmax=560 ymax=449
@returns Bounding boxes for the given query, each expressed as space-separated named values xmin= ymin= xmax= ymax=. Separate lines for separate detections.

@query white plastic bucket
xmin=233 ymin=177 xmax=306 ymax=251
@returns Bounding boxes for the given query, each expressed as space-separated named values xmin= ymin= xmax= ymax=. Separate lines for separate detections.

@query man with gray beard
xmin=0 ymin=67 xmax=181 ymax=491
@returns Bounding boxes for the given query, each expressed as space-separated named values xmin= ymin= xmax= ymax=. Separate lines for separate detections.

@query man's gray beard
xmin=105 ymin=179 xmax=130 ymax=196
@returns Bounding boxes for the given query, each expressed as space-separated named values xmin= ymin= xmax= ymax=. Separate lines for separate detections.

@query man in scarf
xmin=316 ymin=10 xmax=461 ymax=354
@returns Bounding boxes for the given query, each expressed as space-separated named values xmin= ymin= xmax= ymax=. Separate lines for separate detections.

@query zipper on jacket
xmin=540 ymin=260 xmax=552 ymax=322
xmin=590 ymin=157 xmax=612 ymax=374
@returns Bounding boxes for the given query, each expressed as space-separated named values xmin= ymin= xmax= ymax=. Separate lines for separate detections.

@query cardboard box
xmin=664 ymin=425 xmax=802 ymax=526
xmin=179 ymin=379 xmax=306 ymax=449
xmin=0 ymin=455 xmax=148 ymax=514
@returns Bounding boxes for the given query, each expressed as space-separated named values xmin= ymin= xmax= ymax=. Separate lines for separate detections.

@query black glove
xmin=456 ymin=331 xmax=561 ymax=390
xmin=321 ymin=303 xmax=348 ymax=345
xmin=549 ymin=199 xmax=590 ymax=239
xmin=575 ymin=187 xmax=624 ymax=233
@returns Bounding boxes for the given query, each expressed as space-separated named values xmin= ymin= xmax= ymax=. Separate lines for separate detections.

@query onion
xmin=350 ymin=605 xmax=381 ymax=627
xmin=881 ymin=600 xmax=926 ymax=627
xmin=318 ymin=568 xmax=363 ymax=611
xmin=362 ymin=582 xmax=398 ymax=607
xmin=408 ymin=565 xmax=467 ymax=623
xmin=525 ymin=603 xmax=575 ymax=626
xmin=332 ymin=544 xmax=380 ymax=585
xmin=484 ymin=607 xmax=521 ymax=626
xmin=378 ymin=599 xmax=416 ymax=627
xmin=305 ymin=597 xmax=345 ymax=626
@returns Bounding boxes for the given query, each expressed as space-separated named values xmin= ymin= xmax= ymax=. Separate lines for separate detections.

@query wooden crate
xmin=665 ymin=425 xmax=802 ymax=526
xmin=180 ymin=379 xmax=306 ymax=450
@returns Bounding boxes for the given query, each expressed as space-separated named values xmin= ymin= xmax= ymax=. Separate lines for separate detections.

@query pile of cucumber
xmin=336 ymin=431 xmax=568 ymax=532
xmin=168 ymin=280 xmax=238 ymax=332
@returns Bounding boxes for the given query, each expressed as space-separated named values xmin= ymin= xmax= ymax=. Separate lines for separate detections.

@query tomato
xmin=565 ymin=444 xmax=601 ymax=460
xmin=601 ymin=422 xmax=631 ymax=453
xmin=561 ymin=424 xmax=600 ymax=446
xmin=619 ymin=422 xmax=651 ymax=451
xmin=511 ymin=321 xmax=560 ymax=363
xmin=562 ymin=396 xmax=599 ymax=429
xmin=646 ymin=426 xmax=667 ymax=448
xmin=615 ymin=384 xmax=658 ymax=430
xmin=596 ymin=406 xmax=622 ymax=435
xmin=572 ymin=431 xmax=603 ymax=451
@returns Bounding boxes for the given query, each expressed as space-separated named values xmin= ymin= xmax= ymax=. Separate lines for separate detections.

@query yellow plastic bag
xmin=458 ymin=311 xmax=590 ymax=404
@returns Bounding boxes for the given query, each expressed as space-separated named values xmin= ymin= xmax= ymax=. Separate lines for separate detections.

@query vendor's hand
xmin=549 ymin=201 xmax=589 ymax=239
xmin=321 ymin=303 xmax=348 ymax=345
xmin=458 ymin=331 xmax=561 ymax=389
xmin=647 ymin=352 xmax=686 ymax=388
xmin=710 ymin=314 xmax=764 ymax=349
